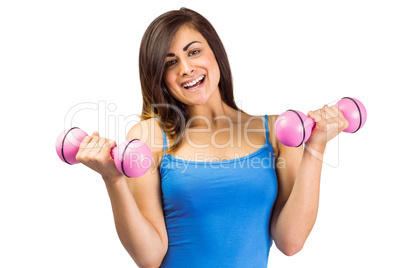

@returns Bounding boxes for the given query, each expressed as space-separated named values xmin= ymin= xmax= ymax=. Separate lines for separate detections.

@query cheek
xmin=202 ymin=51 xmax=220 ymax=82
xmin=163 ymin=72 xmax=181 ymax=99
xmin=163 ymin=71 xmax=175 ymax=87
xmin=213 ymin=63 xmax=220 ymax=83
xmin=163 ymin=72 xmax=182 ymax=99
xmin=206 ymin=59 xmax=220 ymax=84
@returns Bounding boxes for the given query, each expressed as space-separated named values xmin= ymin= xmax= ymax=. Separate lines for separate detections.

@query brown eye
xmin=189 ymin=50 xmax=200 ymax=56
xmin=165 ymin=59 xmax=177 ymax=67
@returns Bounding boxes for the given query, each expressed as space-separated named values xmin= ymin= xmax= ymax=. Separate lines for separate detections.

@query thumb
xmin=92 ymin=131 xmax=99 ymax=137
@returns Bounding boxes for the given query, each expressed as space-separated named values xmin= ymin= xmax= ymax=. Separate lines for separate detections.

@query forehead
xmin=169 ymin=25 xmax=205 ymax=49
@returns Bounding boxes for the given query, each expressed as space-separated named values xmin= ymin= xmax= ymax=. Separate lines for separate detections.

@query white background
xmin=1 ymin=0 xmax=401 ymax=267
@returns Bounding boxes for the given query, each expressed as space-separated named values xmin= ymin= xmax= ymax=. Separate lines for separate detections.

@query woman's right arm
xmin=77 ymin=119 xmax=168 ymax=268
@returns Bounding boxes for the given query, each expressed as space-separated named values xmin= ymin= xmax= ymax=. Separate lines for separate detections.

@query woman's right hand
xmin=75 ymin=131 xmax=124 ymax=181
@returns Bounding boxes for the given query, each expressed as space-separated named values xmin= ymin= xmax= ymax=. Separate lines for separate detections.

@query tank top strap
xmin=263 ymin=114 xmax=269 ymax=141
xmin=151 ymin=117 xmax=168 ymax=152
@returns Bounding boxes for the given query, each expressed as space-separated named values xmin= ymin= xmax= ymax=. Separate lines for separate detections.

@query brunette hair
xmin=139 ymin=7 xmax=243 ymax=154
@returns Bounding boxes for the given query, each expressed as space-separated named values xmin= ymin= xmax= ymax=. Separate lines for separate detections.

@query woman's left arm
xmin=269 ymin=105 xmax=349 ymax=256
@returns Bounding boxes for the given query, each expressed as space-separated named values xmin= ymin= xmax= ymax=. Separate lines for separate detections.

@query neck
xmin=186 ymin=88 xmax=235 ymax=129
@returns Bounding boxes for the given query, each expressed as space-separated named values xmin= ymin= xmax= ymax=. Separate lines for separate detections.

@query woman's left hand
xmin=306 ymin=105 xmax=349 ymax=152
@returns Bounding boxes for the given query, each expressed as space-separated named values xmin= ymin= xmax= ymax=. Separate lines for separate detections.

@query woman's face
xmin=163 ymin=25 xmax=220 ymax=106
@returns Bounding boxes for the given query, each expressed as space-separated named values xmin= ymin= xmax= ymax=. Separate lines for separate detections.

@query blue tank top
xmin=154 ymin=115 xmax=278 ymax=267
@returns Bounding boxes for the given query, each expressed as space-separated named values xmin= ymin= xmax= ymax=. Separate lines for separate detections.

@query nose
xmin=179 ymin=59 xmax=195 ymax=76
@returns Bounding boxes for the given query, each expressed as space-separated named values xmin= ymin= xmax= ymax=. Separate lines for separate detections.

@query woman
xmin=76 ymin=8 xmax=349 ymax=267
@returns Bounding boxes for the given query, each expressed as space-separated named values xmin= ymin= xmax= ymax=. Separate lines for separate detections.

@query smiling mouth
xmin=183 ymin=75 xmax=205 ymax=90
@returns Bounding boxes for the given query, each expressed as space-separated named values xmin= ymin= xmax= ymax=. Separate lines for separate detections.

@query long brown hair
xmin=139 ymin=7 xmax=243 ymax=154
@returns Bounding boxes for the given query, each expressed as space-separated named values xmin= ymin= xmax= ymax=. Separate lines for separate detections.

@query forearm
xmin=272 ymin=144 xmax=324 ymax=254
xmin=104 ymin=176 xmax=165 ymax=267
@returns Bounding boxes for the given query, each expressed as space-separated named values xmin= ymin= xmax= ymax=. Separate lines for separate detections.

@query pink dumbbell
xmin=55 ymin=127 xmax=152 ymax=178
xmin=274 ymin=97 xmax=367 ymax=147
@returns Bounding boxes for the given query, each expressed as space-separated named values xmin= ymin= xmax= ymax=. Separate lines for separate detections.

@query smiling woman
xmin=138 ymin=8 xmax=241 ymax=154
xmin=162 ymin=25 xmax=221 ymax=105
xmin=73 ymin=7 xmax=352 ymax=268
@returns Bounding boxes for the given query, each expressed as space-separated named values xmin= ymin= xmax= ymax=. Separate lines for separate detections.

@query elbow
xmin=130 ymin=250 xmax=164 ymax=268
xmin=137 ymin=260 xmax=163 ymax=268
xmin=134 ymin=248 xmax=167 ymax=268
xmin=277 ymin=241 xmax=304 ymax=257
xmin=125 ymin=237 xmax=168 ymax=268
xmin=139 ymin=264 xmax=160 ymax=268
xmin=282 ymin=246 xmax=303 ymax=257
xmin=133 ymin=253 xmax=165 ymax=268
xmin=272 ymin=229 xmax=306 ymax=256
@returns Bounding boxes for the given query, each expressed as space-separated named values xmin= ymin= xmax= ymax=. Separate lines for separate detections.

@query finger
xmin=104 ymin=139 xmax=117 ymax=149
xmin=92 ymin=131 xmax=99 ymax=137
xmin=325 ymin=105 xmax=340 ymax=119
xmin=78 ymin=135 xmax=94 ymax=152
xmin=307 ymin=108 xmax=319 ymax=118
xmin=92 ymin=137 xmax=107 ymax=153
xmin=327 ymin=105 xmax=349 ymax=129
xmin=320 ymin=105 xmax=327 ymax=119
xmin=332 ymin=105 xmax=347 ymax=121
xmin=325 ymin=117 xmax=341 ymax=126
xmin=87 ymin=135 xmax=100 ymax=149
xmin=334 ymin=107 xmax=349 ymax=130
xmin=308 ymin=109 xmax=322 ymax=123
xmin=99 ymin=139 xmax=116 ymax=158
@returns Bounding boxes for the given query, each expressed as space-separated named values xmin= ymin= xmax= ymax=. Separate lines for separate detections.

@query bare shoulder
xmin=126 ymin=118 xmax=166 ymax=168
xmin=242 ymin=113 xmax=279 ymax=157
xmin=267 ymin=115 xmax=279 ymax=157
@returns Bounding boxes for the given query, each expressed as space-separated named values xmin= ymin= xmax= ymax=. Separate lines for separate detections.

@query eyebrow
xmin=166 ymin=41 xmax=201 ymax=57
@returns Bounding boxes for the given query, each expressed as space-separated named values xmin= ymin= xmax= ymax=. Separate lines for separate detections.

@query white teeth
xmin=184 ymin=75 xmax=204 ymax=88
